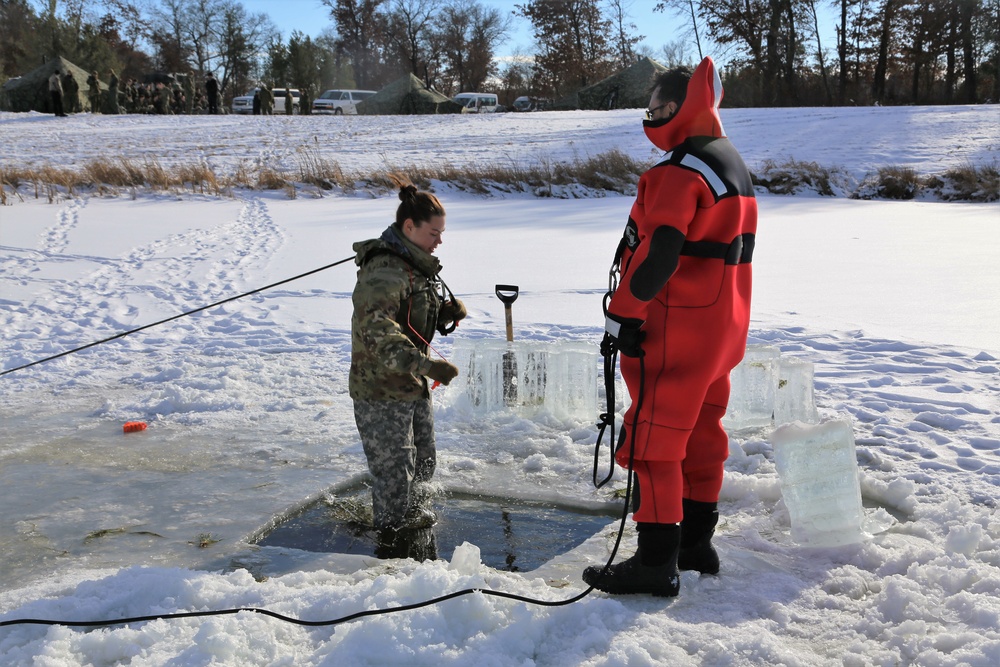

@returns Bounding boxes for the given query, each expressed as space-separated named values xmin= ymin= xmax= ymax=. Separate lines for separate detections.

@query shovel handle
xmin=495 ymin=284 xmax=519 ymax=305
xmin=495 ymin=285 xmax=518 ymax=342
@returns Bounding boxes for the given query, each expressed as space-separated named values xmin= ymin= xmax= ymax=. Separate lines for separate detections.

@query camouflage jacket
xmin=350 ymin=225 xmax=448 ymax=401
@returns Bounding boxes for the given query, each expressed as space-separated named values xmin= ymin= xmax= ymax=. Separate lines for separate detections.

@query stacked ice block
xmin=723 ymin=344 xmax=820 ymax=431
xmin=451 ymin=339 xmax=598 ymax=420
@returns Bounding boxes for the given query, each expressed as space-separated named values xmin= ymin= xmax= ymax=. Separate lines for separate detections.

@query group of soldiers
xmin=47 ymin=69 xmax=222 ymax=116
xmin=46 ymin=68 xmax=317 ymax=117
xmin=249 ymin=83 xmax=312 ymax=115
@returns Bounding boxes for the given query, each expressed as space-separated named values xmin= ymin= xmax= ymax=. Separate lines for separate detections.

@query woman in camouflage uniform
xmin=350 ymin=178 xmax=466 ymax=541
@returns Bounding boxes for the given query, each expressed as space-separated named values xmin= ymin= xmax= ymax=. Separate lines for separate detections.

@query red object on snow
xmin=123 ymin=421 xmax=147 ymax=433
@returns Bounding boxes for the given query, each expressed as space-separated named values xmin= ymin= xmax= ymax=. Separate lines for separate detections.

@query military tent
xmin=356 ymin=74 xmax=463 ymax=115
xmin=554 ymin=57 xmax=669 ymax=111
xmin=0 ymin=56 xmax=105 ymax=113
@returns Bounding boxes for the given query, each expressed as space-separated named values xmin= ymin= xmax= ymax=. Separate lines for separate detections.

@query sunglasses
xmin=645 ymin=102 xmax=668 ymax=120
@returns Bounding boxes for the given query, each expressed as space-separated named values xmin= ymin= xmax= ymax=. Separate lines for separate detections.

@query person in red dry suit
xmin=583 ymin=56 xmax=757 ymax=597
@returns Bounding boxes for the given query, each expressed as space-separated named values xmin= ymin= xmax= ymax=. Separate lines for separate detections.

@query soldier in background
xmin=171 ymin=79 xmax=184 ymax=113
xmin=151 ymin=81 xmax=168 ymax=114
xmin=205 ymin=72 xmax=219 ymax=114
xmin=183 ymin=74 xmax=194 ymax=114
xmin=48 ymin=68 xmax=67 ymax=117
xmin=108 ymin=69 xmax=120 ymax=114
xmin=252 ymin=88 xmax=261 ymax=115
xmin=136 ymin=82 xmax=151 ymax=113
xmin=300 ymin=85 xmax=311 ymax=115
xmin=125 ymin=79 xmax=138 ymax=113
xmin=61 ymin=69 xmax=79 ymax=113
xmin=259 ymin=83 xmax=273 ymax=115
xmin=160 ymin=80 xmax=173 ymax=114
xmin=87 ymin=71 xmax=101 ymax=113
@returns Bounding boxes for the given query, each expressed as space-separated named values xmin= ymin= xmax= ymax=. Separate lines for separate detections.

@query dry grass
xmin=295 ymin=147 xmax=356 ymax=192
xmin=2 ymin=150 xmax=994 ymax=204
xmin=855 ymin=166 xmax=922 ymax=200
xmin=926 ymin=161 xmax=1000 ymax=202
xmin=81 ymin=158 xmax=146 ymax=188
xmin=0 ymin=149 xmax=650 ymax=203
xmin=752 ymin=158 xmax=848 ymax=196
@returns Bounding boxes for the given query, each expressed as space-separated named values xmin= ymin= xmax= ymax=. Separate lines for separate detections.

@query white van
xmin=231 ymin=87 xmax=300 ymax=114
xmin=453 ymin=92 xmax=499 ymax=113
xmin=312 ymin=89 xmax=376 ymax=115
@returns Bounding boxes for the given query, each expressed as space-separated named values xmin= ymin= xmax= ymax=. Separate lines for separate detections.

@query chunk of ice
xmin=772 ymin=418 xmax=865 ymax=547
xmin=723 ymin=345 xmax=780 ymax=430
xmin=774 ymin=356 xmax=820 ymax=425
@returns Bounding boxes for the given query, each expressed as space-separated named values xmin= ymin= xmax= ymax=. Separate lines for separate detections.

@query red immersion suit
xmin=606 ymin=57 xmax=757 ymax=524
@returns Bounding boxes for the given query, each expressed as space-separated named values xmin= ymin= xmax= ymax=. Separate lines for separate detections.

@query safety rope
xmin=0 ymin=255 xmax=356 ymax=378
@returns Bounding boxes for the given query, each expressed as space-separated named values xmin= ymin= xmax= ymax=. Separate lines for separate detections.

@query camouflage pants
xmin=354 ymin=398 xmax=436 ymax=530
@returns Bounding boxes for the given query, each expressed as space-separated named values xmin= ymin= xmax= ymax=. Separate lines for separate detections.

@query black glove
xmin=604 ymin=316 xmax=645 ymax=357
xmin=426 ymin=359 xmax=459 ymax=385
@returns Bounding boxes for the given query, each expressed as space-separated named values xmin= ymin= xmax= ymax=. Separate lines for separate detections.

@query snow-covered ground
xmin=0 ymin=106 xmax=998 ymax=666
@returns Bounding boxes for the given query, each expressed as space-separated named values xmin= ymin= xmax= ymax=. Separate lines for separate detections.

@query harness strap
xmin=680 ymin=232 xmax=755 ymax=265
xmin=360 ymin=245 xmax=459 ymax=335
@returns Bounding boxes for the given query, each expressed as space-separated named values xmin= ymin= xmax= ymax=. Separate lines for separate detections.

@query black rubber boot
xmin=582 ymin=523 xmax=680 ymax=597
xmin=678 ymin=498 xmax=720 ymax=575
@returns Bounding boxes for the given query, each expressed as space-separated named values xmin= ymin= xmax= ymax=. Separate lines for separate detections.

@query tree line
xmin=1 ymin=0 xmax=996 ymax=107
xmin=661 ymin=0 xmax=998 ymax=105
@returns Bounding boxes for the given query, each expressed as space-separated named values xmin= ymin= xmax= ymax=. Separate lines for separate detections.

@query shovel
xmin=495 ymin=284 xmax=519 ymax=406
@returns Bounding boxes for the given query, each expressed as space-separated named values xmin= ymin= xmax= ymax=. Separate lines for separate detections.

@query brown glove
xmin=439 ymin=299 xmax=467 ymax=325
xmin=426 ymin=359 xmax=459 ymax=386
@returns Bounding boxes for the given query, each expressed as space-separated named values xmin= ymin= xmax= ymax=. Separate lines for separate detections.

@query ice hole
xmin=251 ymin=483 xmax=620 ymax=571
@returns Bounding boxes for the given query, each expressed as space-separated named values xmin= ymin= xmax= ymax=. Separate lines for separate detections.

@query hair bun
xmin=399 ymin=184 xmax=418 ymax=201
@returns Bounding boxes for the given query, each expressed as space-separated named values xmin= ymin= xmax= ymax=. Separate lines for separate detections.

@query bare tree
xmin=150 ymin=0 xmax=191 ymax=72
xmin=437 ymin=0 xmax=510 ymax=93
xmin=956 ymin=0 xmax=979 ymax=102
xmin=653 ymin=1 xmax=709 ymax=60
xmin=384 ymin=0 xmax=440 ymax=81
xmin=805 ymin=0 xmax=832 ymax=103
xmin=321 ymin=0 xmax=389 ymax=89
xmin=104 ymin=0 xmax=152 ymax=53
xmin=659 ymin=39 xmax=694 ymax=67
xmin=212 ymin=1 xmax=276 ymax=96
xmin=184 ymin=0 xmax=224 ymax=75
xmin=871 ymin=0 xmax=899 ymax=103
xmin=605 ymin=0 xmax=643 ymax=67
xmin=516 ymin=0 xmax=615 ymax=96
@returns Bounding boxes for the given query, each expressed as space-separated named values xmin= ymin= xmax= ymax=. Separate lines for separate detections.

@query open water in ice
xmin=254 ymin=486 xmax=620 ymax=572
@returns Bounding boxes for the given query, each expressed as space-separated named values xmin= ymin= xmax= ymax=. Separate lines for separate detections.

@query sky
xmin=0 ymin=105 xmax=998 ymax=664
xmin=238 ymin=0 xmax=844 ymax=71
xmin=240 ymin=0 xmax=704 ymax=61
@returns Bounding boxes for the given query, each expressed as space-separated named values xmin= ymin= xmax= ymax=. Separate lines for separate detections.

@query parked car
xmin=513 ymin=96 xmax=552 ymax=112
xmin=312 ymin=89 xmax=376 ymax=115
xmin=231 ymin=87 xmax=301 ymax=114
xmin=453 ymin=92 xmax=500 ymax=113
